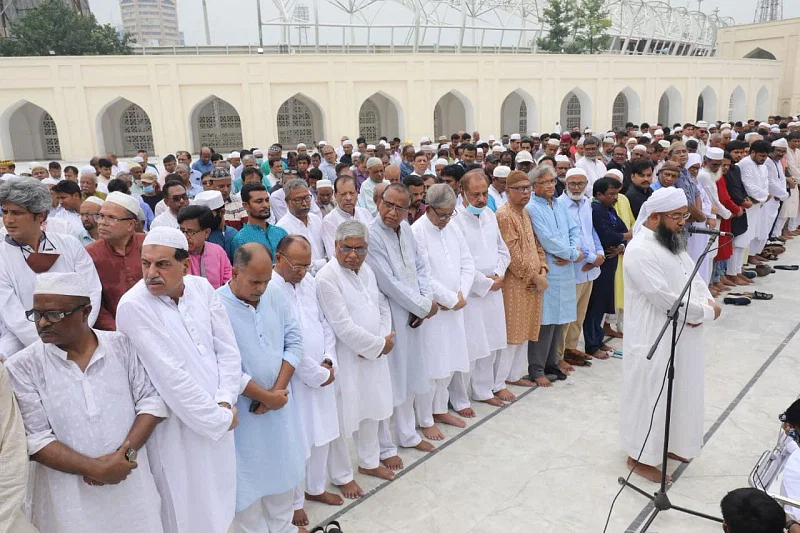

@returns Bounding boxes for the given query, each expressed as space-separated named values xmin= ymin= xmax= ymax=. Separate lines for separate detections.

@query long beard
xmin=707 ymin=168 xmax=722 ymax=181
xmin=655 ymin=220 xmax=687 ymax=254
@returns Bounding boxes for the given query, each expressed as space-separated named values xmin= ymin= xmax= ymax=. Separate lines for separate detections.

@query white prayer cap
xmin=194 ymin=190 xmax=224 ymax=211
xmin=576 ymin=137 xmax=585 ymax=146
xmin=441 ymin=143 xmax=451 ymax=150
xmin=510 ymin=133 xmax=521 ymax=141
xmin=30 ymin=161 xmax=46 ymax=170
xmin=492 ymin=145 xmax=504 ymax=153
xmin=493 ymin=166 xmax=511 ymax=178
xmin=605 ymin=169 xmax=624 ymax=182
xmin=642 ymin=133 xmax=653 ymax=139
xmin=488 ymin=135 xmax=496 ymax=141
xmin=632 ymin=144 xmax=648 ymax=153
xmin=379 ymin=140 xmax=389 ymax=147
xmin=705 ymin=147 xmax=724 ymax=160
xmin=696 ymin=120 xmax=708 ymax=128
xmin=674 ymin=126 xmax=683 ymax=133
xmin=565 ymin=168 xmax=586 ymax=179
xmin=118 ymin=162 xmax=131 ymax=173
xmin=366 ymin=144 xmax=376 ymax=151
xmin=584 ymin=128 xmax=593 ymax=134
xmin=343 ymin=140 xmax=353 ymax=147
xmin=419 ymin=136 xmax=431 ymax=144
xmin=296 ymin=143 xmax=306 ymax=150
xmin=366 ymin=157 xmax=383 ymax=169
xmin=80 ymin=165 xmax=97 ymax=175
xmin=132 ymin=156 xmax=144 ymax=164
xmin=555 ymin=155 xmax=571 ymax=164
xmin=759 ymin=122 xmax=769 ymax=128
xmin=515 ymin=150 xmax=533 ymax=163
xmin=654 ymin=129 xmax=664 ymax=136
xmin=41 ymin=177 xmax=59 ymax=186
xmin=685 ymin=153 xmax=703 ymax=169
xmin=602 ymin=136 xmax=615 ymax=144
xmin=721 ymin=123 xmax=731 ymax=130
xmin=773 ymin=137 xmax=789 ymax=148
xmin=253 ymin=149 xmax=265 ymax=156
xmin=104 ymin=191 xmax=140 ymax=216
xmin=228 ymin=151 xmax=240 ymax=159
xmin=422 ymin=145 xmax=435 ymax=152
xmin=744 ymin=132 xmax=758 ymax=142
xmin=530 ymin=132 xmax=539 ymax=138
xmin=658 ymin=140 xmax=671 ymax=149
xmin=317 ymin=179 xmax=333 ymax=190
xmin=492 ymin=141 xmax=503 ymax=147
xmin=352 ymin=151 xmax=361 ymax=158
xmin=318 ymin=140 xmax=327 ymax=146
xmin=143 ymin=226 xmax=188 ymax=251
xmin=547 ymin=138 xmax=560 ymax=146
xmin=85 ymin=196 xmax=105 ymax=207
xmin=476 ymin=147 xmax=484 ymax=154
xmin=34 ymin=272 xmax=89 ymax=298
xmin=633 ymin=187 xmax=687 ymax=235
xmin=434 ymin=158 xmax=449 ymax=167
xmin=771 ymin=125 xmax=780 ymax=132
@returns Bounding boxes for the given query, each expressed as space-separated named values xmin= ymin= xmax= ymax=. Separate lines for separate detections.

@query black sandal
xmin=724 ymin=296 xmax=751 ymax=305
xmin=774 ymin=265 xmax=799 ymax=271
xmin=750 ymin=291 xmax=773 ymax=300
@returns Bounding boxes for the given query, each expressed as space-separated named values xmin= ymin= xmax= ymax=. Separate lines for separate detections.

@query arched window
xmin=41 ymin=112 xmax=61 ymax=159
xmin=197 ymin=99 xmax=243 ymax=153
xmin=433 ymin=103 xmax=443 ymax=139
xmin=519 ymin=101 xmax=528 ymax=135
xmin=359 ymin=99 xmax=381 ymax=145
xmin=565 ymin=94 xmax=581 ymax=130
xmin=277 ymin=97 xmax=315 ymax=147
xmin=121 ymin=104 xmax=155 ymax=155
xmin=612 ymin=94 xmax=628 ymax=129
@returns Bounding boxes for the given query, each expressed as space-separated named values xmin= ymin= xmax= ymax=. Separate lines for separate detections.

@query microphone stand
xmin=617 ymin=233 xmax=723 ymax=530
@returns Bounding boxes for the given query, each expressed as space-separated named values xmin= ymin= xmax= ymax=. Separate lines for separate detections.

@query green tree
xmin=0 ymin=0 xmax=134 ymax=57
xmin=574 ymin=0 xmax=612 ymax=54
xmin=537 ymin=0 xmax=582 ymax=54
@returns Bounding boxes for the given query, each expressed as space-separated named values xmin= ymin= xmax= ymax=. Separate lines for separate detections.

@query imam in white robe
xmin=116 ymin=276 xmax=241 ymax=533
xmin=316 ymin=260 xmax=394 ymax=437
xmin=0 ymin=232 xmax=101 ymax=355
xmin=277 ymin=212 xmax=327 ymax=274
xmin=620 ymin=227 xmax=716 ymax=466
xmin=6 ymin=331 xmax=166 ymax=533
xmin=411 ymin=215 xmax=473 ymax=379
xmin=321 ymin=206 xmax=373 ymax=259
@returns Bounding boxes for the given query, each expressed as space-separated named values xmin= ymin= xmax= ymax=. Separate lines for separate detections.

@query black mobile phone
xmin=249 ymin=400 xmax=261 ymax=413
xmin=408 ymin=313 xmax=424 ymax=329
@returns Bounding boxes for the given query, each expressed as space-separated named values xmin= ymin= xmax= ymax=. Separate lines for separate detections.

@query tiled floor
xmin=302 ymin=244 xmax=800 ymax=533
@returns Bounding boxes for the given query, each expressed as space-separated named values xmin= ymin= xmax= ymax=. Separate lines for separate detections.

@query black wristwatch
xmin=786 ymin=519 xmax=800 ymax=531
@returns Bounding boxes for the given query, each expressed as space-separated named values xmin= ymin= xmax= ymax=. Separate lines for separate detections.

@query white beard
xmin=567 ymin=191 xmax=584 ymax=201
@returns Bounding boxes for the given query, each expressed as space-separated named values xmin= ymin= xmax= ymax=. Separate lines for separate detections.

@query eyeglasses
xmin=566 ymin=181 xmax=587 ymax=188
xmin=338 ymin=245 xmax=368 ymax=256
xmin=381 ymin=200 xmax=409 ymax=214
xmin=26 ymin=304 xmax=87 ymax=324
xmin=179 ymin=227 xmax=204 ymax=236
xmin=289 ymin=195 xmax=312 ymax=204
xmin=95 ymin=213 xmax=135 ymax=223
xmin=662 ymin=212 xmax=691 ymax=221
xmin=507 ymin=185 xmax=532 ymax=192
xmin=280 ymin=255 xmax=310 ymax=273
xmin=430 ymin=208 xmax=457 ymax=221
xmin=536 ymin=178 xmax=556 ymax=186
xmin=170 ymin=194 xmax=189 ymax=202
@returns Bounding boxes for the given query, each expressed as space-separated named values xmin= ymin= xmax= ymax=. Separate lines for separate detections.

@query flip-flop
xmin=749 ymin=291 xmax=773 ymax=300
xmin=724 ymin=296 xmax=751 ymax=305
xmin=774 ymin=265 xmax=799 ymax=271
xmin=611 ymin=350 xmax=623 ymax=359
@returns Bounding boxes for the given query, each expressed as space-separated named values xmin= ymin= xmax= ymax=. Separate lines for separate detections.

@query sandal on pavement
xmin=724 ymin=296 xmax=751 ymax=306
xmin=749 ymin=291 xmax=773 ymax=300
xmin=774 ymin=265 xmax=799 ymax=271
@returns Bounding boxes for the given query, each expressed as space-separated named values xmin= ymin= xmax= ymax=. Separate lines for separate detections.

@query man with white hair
xmin=277 ymin=179 xmax=327 ymax=275
xmin=80 ymin=170 xmax=106 ymax=200
xmin=554 ymin=155 xmax=571 ymax=197
xmin=357 ymin=158 xmax=389 ymax=215
xmin=6 ymin=272 xmax=166 ymax=533
xmin=79 ymin=196 xmax=104 ymax=245
xmin=575 ymin=136 xmax=607 ymax=193
xmin=0 ymin=178 xmax=102 ymax=358
xmin=29 ymin=162 xmax=49 ymax=180
xmin=116 ymin=227 xmax=241 ymax=533
xmin=621 ymin=187 xmax=720 ymax=483
xmin=767 ymin=138 xmax=791 ymax=240
xmin=322 ymin=175 xmax=372 ymax=258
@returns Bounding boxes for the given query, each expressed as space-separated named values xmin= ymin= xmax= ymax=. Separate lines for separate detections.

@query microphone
xmin=687 ymin=226 xmax=732 ymax=237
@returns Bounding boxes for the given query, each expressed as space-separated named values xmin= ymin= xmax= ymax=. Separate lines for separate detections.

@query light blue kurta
xmin=216 ymin=282 xmax=305 ymax=512
xmin=527 ymin=194 xmax=579 ymax=326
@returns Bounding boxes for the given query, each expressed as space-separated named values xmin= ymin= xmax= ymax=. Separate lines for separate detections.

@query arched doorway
xmin=658 ymin=86 xmax=682 ymax=127
xmin=276 ymin=93 xmax=325 ymax=148
xmin=190 ymin=96 xmax=243 ymax=154
xmin=433 ymin=90 xmax=474 ymax=139
xmin=560 ymin=88 xmax=592 ymax=131
xmin=696 ymin=86 xmax=717 ymax=123
xmin=755 ymin=86 xmax=770 ymax=120
xmin=500 ymin=89 xmax=537 ymax=136
xmin=97 ymin=98 xmax=154 ymax=157
xmin=358 ymin=92 xmax=403 ymax=143
xmin=728 ymin=86 xmax=746 ymax=123
xmin=0 ymin=101 xmax=62 ymax=161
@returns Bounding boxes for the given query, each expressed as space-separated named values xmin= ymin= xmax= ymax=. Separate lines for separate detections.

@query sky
xmin=87 ymin=0 xmax=800 ymax=47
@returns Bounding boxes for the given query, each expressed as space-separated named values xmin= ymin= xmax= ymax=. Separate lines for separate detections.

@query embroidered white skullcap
xmin=773 ymin=137 xmax=789 ymax=148
xmin=295 ymin=144 xmax=306 ymax=151
xmin=29 ymin=161 xmax=46 ymax=170
xmin=366 ymin=144 xmax=376 ymax=151
xmin=228 ymin=151 xmax=240 ymax=159
xmin=696 ymin=120 xmax=708 ymax=128
xmin=602 ymin=136 xmax=615 ymax=144
xmin=434 ymin=158 xmax=449 ymax=166
xmin=105 ymin=191 xmax=140 ymax=216
xmin=685 ymin=153 xmax=703 ymax=169
xmin=584 ymin=128 xmax=593 ymax=134
xmin=642 ymin=133 xmax=653 ymax=139
xmin=419 ymin=136 xmax=431 ymax=144
xmin=492 ymin=141 xmax=503 ymax=147
xmin=352 ymin=151 xmax=361 ymax=158
xmin=488 ymin=135 xmax=496 ymax=141
xmin=493 ymin=166 xmax=511 ymax=178
xmin=654 ymin=129 xmax=664 ymax=136
xmin=41 ymin=177 xmax=59 ymax=186
xmin=633 ymin=187 xmax=687 ymax=235
xmin=84 ymin=196 xmax=105 ymax=207
xmin=515 ymin=150 xmax=533 ymax=163
xmin=530 ymin=132 xmax=539 ymax=138
xmin=658 ymin=140 xmax=671 ymax=149
xmin=318 ymin=140 xmax=327 ymax=146
xmin=720 ymin=123 xmax=731 ymax=130
xmin=317 ymin=179 xmax=333 ymax=190
xmin=547 ymin=138 xmax=560 ymax=146
xmin=771 ymin=125 xmax=780 ymax=132
xmin=510 ymin=133 xmax=521 ymax=141
xmin=674 ymin=126 xmax=683 ymax=133
xmin=253 ymin=149 xmax=265 ymax=156
xmin=555 ymin=155 xmax=571 ymax=164
xmin=366 ymin=157 xmax=383 ymax=169
xmin=705 ymin=147 xmax=724 ymax=160
xmin=80 ymin=165 xmax=97 ymax=175
xmin=565 ymin=168 xmax=586 ymax=179
xmin=342 ymin=140 xmax=353 ymax=147
xmin=492 ymin=145 xmax=504 ymax=153
xmin=194 ymin=190 xmax=224 ymax=210
xmin=34 ymin=272 xmax=89 ymax=298
xmin=132 ymin=156 xmax=144 ymax=164
xmin=441 ymin=143 xmax=451 ymax=150
xmin=476 ymin=147 xmax=484 ymax=154
xmin=605 ymin=169 xmax=624 ymax=182
xmin=143 ymin=226 xmax=188 ymax=251
xmin=632 ymin=144 xmax=648 ymax=153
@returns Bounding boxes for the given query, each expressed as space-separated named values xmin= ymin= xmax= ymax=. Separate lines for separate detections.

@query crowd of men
xmin=0 ymin=114 xmax=798 ymax=533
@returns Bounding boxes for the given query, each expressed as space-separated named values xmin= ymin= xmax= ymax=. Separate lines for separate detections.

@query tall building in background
xmin=120 ymin=0 xmax=180 ymax=46
xmin=753 ymin=0 xmax=783 ymax=23
xmin=1 ymin=0 xmax=91 ymax=37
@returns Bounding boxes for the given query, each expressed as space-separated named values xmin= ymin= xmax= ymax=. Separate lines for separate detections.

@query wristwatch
xmin=786 ymin=519 xmax=800 ymax=531
xmin=124 ymin=448 xmax=137 ymax=463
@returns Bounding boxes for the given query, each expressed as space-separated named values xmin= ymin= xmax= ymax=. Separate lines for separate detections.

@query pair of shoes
xmin=545 ymin=365 xmax=568 ymax=381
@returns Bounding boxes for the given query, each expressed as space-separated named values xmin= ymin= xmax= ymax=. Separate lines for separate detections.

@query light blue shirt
xmin=527 ymin=194 xmax=579 ymax=325
xmin=557 ymin=194 xmax=603 ymax=284
xmin=217 ymin=282 xmax=305 ymax=511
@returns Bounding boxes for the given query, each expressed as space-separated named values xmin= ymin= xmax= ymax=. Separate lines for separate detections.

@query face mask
xmin=256 ymin=158 xmax=264 ymax=165
xmin=466 ymin=203 xmax=485 ymax=215
xmin=143 ymin=185 xmax=155 ymax=194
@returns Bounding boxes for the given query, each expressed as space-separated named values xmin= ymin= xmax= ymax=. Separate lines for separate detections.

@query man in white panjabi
xmin=6 ymin=272 xmax=165 ymax=533
xmin=766 ymin=138 xmax=791 ymax=239
xmin=411 ymin=184 xmax=474 ymax=440
xmin=621 ymin=188 xmax=721 ymax=483
xmin=271 ymin=235 xmax=363 ymax=523
xmin=738 ymin=140 xmax=772 ymax=262
xmin=321 ymin=175 xmax=372 ymax=259
xmin=0 ymin=177 xmax=102 ymax=359
xmin=785 ymin=132 xmax=800 ymax=234
xmin=451 ymin=170 xmax=510 ymax=409
xmin=277 ymin=179 xmax=327 ymax=275
xmin=316 ymin=220 xmax=401 ymax=482
xmin=116 ymin=227 xmax=241 ymax=533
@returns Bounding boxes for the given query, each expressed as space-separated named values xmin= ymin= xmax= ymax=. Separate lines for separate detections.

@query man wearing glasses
xmin=150 ymin=181 xmax=189 ymax=230
xmin=277 ymin=180 xmax=327 ymax=276
xmin=85 ymin=192 xmax=146 ymax=331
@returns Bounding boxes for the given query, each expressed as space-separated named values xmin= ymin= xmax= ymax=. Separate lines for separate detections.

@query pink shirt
xmin=188 ymin=241 xmax=232 ymax=289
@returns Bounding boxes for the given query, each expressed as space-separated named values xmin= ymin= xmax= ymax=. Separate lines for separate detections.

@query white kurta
xmin=321 ymin=206 xmax=373 ymax=259
xmin=116 ymin=276 xmax=241 ymax=533
xmin=785 ymin=148 xmax=800 ymax=221
xmin=620 ymin=227 xmax=715 ymax=466
xmin=51 ymin=208 xmax=83 ymax=236
xmin=411 ymin=215 xmax=473 ymax=379
xmin=488 ymin=185 xmax=507 ymax=210
xmin=150 ymin=210 xmax=179 ymax=229
xmin=277 ymin=212 xmax=327 ymax=274
xmin=0 ymin=232 xmax=101 ymax=354
xmin=452 ymin=203 xmax=510 ymax=360
xmin=272 ymin=271 xmax=340 ymax=457
xmin=5 ymin=331 xmax=166 ymax=533
xmin=766 ymin=157 xmax=789 ymax=234
xmin=738 ymin=156 xmax=771 ymax=245
xmin=576 ymin=156 xmax=607 ymax=194
xmin=315 ymin=260 xmax=394 ymax=438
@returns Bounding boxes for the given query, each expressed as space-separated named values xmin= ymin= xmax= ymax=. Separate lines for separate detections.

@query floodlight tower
xmin=753 ymin=0 xmax=783 ymax=23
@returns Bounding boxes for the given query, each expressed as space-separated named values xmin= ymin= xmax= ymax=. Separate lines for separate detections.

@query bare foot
xmin=434 ymin=412 xmax=467 ymax=428
xmin=721 ymin=276 xmax=737 ymax=286
xmin=668 ymin=452 xmax=691 ymax=463
xmin=455 ymin=407 xmax=476 ymax=418
xmin=494 ymin=388 xmax=516 ymax=402
xmin=381 ymin=455 xmax=404 ymax=471
xmin=507 ymin=377 xmax=537 ymax=387
xmin=627 ymin=457 xmax=671 ymax=483
xmin=533 ymin=376 xmax=553 ymax=388
xmin=481 ymin=396 xmax=506 ymax=407
xmin=421 ymin=424 xmax=445 ymax=440
xmin=298 ymin=528 xmax=309 ymax=533
xmin=604 ymin=323 xmax=623 ymax=338
xmin=292 ymin=509 xmax=309 ymax=527
xmin=336 ymin=480 xmax=364 ymax=499
xmin=558 ymin=360 xmax=574 ymax=374
xmin=358 ymin=465 xmax=396 ymax=481
xmin=414 ymin=440 xmax=436 ymax=452
xmin=305 ymin=491 xmax=344 ymax=506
